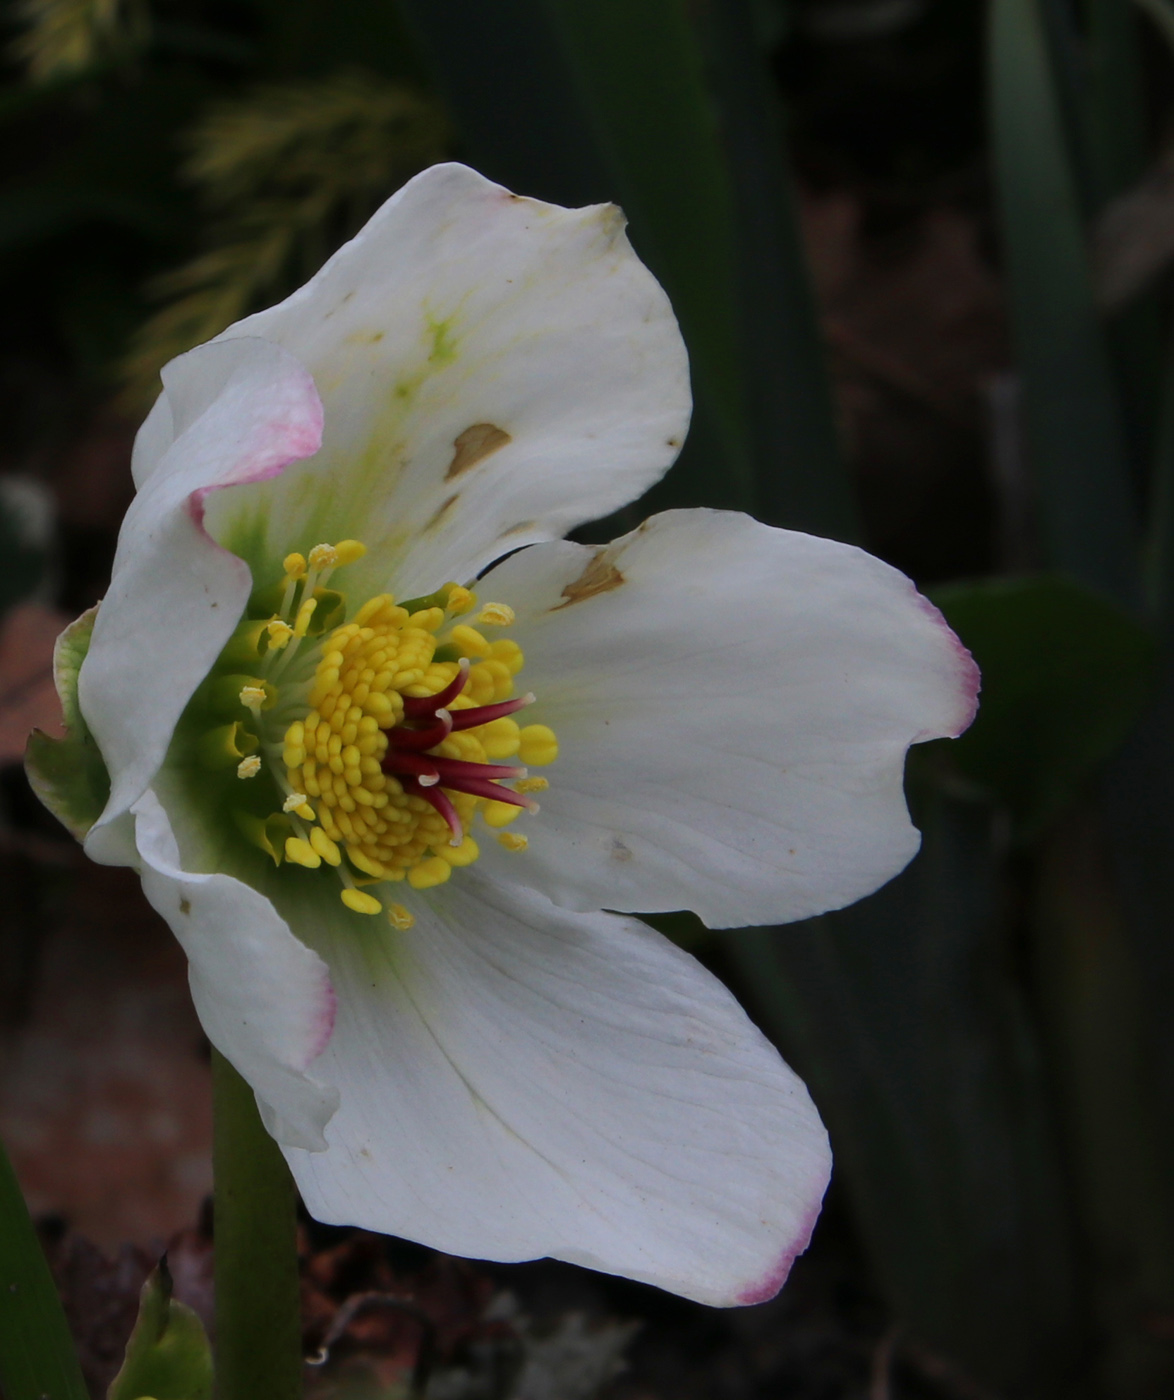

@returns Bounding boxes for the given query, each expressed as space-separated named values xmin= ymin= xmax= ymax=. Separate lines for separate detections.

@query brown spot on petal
xmin=424 ymin=493 xmax=460 ymax=531
xmin=554 ymin=549 xmax=625 ymax=609
xmin=446 ymin=423 xmax=511 ymax=480
xmin=179 ymin=898 xmax=191 ymax=916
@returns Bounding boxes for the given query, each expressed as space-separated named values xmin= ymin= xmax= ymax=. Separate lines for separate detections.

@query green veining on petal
xmin=427 ymin=313 xmax=459 ymax=366
xmin=211 ymin=302 xmax=469 ymax=596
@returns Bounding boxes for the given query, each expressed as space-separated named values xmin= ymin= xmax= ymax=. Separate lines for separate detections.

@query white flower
xmin=30 ymin=164 xmax=978 ymax=1307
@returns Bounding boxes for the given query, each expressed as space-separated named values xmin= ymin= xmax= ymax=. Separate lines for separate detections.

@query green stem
xmin=0 ymin=1134 xmax=88 ymax=1400
xmin=212 ymin=1050 xmax=303 ymax=1400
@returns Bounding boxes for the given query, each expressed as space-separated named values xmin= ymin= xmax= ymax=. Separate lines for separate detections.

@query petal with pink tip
xmin=281 ymin=872 xmax=830 ymax=1306
xmin=201 ymin=163 xmax=690 ymax=599
xmin=79 ymin=338 xmax=322 ymax=862
xmin=473 ymin=508 xmax=979 ymax=929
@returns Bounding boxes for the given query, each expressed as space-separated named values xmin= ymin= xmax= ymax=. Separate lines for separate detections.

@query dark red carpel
xmin=382 ymin=676 xmax=539 ymax=843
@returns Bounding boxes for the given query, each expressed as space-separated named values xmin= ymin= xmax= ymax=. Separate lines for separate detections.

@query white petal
xmin=130 ymin=390 xmax=174 ymax=489
xmin=474 ymin=509 xmax=979 ymax=929
xmin=79 ymin=338 xmax=323 ymax=854
xmin=132 ymin=788 xmax=339 ymax=1150
xmin=203 ymin=163 xmax=690 ymax=596
xmin=283 ymin=874 xmax=829 ymax=1307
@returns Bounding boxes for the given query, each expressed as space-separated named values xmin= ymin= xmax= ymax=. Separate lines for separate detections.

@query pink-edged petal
xmin=79 ymin=337 xmax=322 ymax=860
xmin=281 ymin=873 xmax=830 ymax=1307
xmin=473 ymin=509 xmax=979 ymax=929
xmin=132 ymin=787 xmax=339 ymax=1150
xmin=201 ymin=162 xmax=690 ymax=597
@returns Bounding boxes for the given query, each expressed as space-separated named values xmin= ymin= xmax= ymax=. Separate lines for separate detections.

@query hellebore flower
xmin=28 ymin=163 xmax=978 ymax=1307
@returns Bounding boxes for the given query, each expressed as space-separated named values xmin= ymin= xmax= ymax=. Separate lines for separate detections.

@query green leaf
xmin=24 ymin=605 xmax=111 ymax=841
xmin=539 ymin=0 xmax=754 ymax=514
xmin=989 ymin=0 xmax=1140 ymax=606
xmin=724 ymin=786 xmax=1082 ymax=1397
xmin=107 ymin=1263 xmax=212 ymax=1400
xmin=0 ymin=1136 xmax=90 ymax=1400
xmin=691 ymin=0 xmax=857 ymax=540
xmin=931 ymin=575 xmax=1158 ymax=837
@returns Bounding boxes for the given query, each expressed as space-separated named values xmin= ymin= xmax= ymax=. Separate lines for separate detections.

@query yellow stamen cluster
xmin=207 ymin=539 xmax=559 ymax=926
xmin=269 ymin=579 xmax=555 ymax=916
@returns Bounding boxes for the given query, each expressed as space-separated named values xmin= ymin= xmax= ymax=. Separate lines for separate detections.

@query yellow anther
xmin=266 ymin=619 xmax=293 ymax=649
xmin=283 ymin=552 xmax=307 ymax=579
xmin=518 ymin=724 xmax=559 ymax=766
xmin=347 ymin=847 xmax=385 ymax=878
xmin=498 ymin=831 xmax=529 ymax=853
xmin=282 ymin=793 xmax=315 ymax=820
xmin=516 ymin=776 xmax=549 ymax=794
xmin=387 ymin=903 xmax=415 ymax=930
xmin=236 ymin=755 xmax=262 ymax=779
xmin=407 ymin=606 xmax=445 ymax=632
xmin=488 ymin=638 xmax=525 ymax=674
xmin=479 ymin=717 xmax=521 ymax=759
xmin=341 ymin=888 xmax=382 ymax=915
xmin=239 ymin=685 xmax=267 ymax=715
xmin=309 ymin=827 xmax=342 ymax=866
xmin=308 ymin=543 xmax=338 ymax=570
xmin=285 ymin=837 xmax=321 ymax=869
xmin=450 ymin=624 xmax=491 ymax=658
xmin=478 ymin=603 xmax=515 ymax=627
xmin=482 ymin=800 xmax=522 ymax=828
xmin=294 ymin=596 xmax=318 ymax=638
xmin=446 ymin=585 xmax=476 ymax=614
xmin=408 ymin=857 xmax=453 ymax=890
xmin=440 ymin=836 xmax=480 ymax=866
xmin=334 ymin=539 xmax=367 ymax=565
xmin=354 ymin=593 xmax=394 ymax=625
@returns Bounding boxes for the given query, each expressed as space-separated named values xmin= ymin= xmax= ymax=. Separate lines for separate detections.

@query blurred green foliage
xmin=932 ymin=576 xmax=1158 ymax=839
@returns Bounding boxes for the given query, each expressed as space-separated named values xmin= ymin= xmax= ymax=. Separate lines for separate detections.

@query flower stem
xmin=0 ymin=1134 xmax=88 ymax=1400
xmin=212 ymin=1050 xmax=303 ymax=1400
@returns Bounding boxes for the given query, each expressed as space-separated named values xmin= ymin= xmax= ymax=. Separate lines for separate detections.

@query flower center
xmin=196 ymin=540 xmax=557 ymax=930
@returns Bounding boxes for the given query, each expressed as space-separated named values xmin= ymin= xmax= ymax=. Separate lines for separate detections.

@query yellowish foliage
xmin=122 ymin=70 xmax=450 ymax=407
xmin=11 ymin=0 xmax=146 ymax=79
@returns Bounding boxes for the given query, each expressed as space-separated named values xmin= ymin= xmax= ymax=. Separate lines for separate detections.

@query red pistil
xmin=381 ymin=671 xmax=539 ymax=839
xmin=401 ymin=660 xmax=470 ymax=719
xmin=448 ymin=693 xmax=535 ymax=731
xmin=388 ymin=713 xmax=453 ymax=752
xmin=401 ymin=776 xmax=463 ymax=844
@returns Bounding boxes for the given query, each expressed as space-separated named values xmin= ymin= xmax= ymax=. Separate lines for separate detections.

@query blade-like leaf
xmin=725 ymin=787 xmax=1082 ymax=1398
xmin=693 ymin=0 xmax=857 ymax=541
xmin=0 ymin=1137 xmax=89 ymax=1400
xmin=990 ymin=0 xmax=1140 ymax=605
